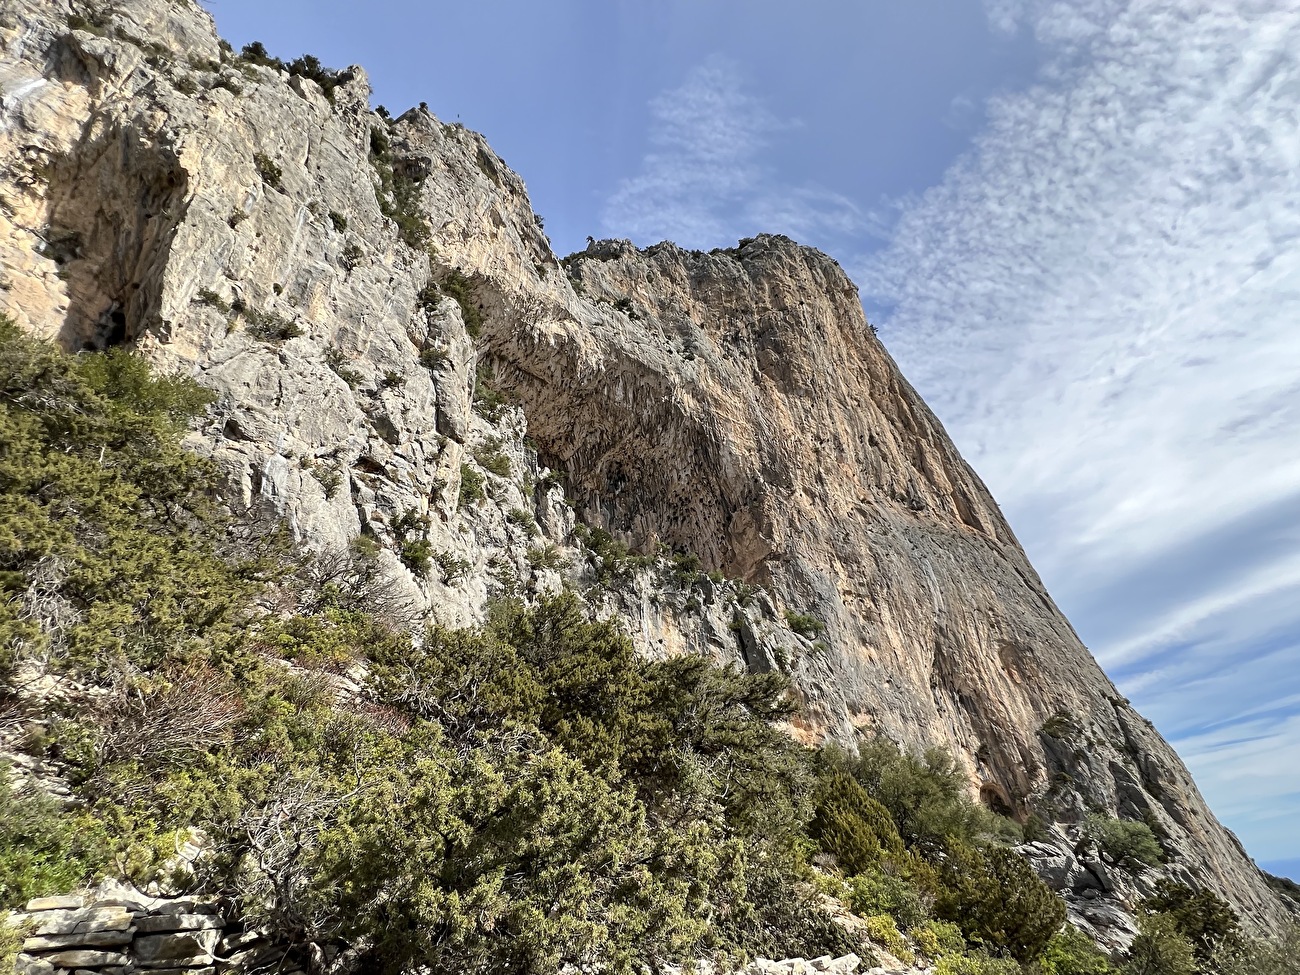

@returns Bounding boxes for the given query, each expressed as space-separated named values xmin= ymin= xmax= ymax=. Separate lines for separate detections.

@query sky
xmin=201 ymin=0 xmax=1300 ymax=877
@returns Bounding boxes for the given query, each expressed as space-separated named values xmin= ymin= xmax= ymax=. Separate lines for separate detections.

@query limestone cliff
xmin=0 ymin=0 xmax=1288 ymax=935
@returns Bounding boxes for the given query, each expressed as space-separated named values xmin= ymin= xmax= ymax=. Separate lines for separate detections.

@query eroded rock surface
xmin=0 ymin=0 xmax=1289 ymax=932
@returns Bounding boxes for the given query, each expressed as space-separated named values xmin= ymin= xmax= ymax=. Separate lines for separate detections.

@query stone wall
xmin=11 ymin=882 xmax=231 ymax=975
xmin=8 ymin=883 xmax=887 ymax=975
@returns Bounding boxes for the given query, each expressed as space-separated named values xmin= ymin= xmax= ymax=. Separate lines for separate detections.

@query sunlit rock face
xmin=0 ymin=0 xmax=1289 ymax=930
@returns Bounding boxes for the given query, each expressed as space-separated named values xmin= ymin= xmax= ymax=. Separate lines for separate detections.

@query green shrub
xmin=785 ymin=611 xmax=825 ymax=638
xmin=1213 ymin=924 xmax=1300 ymax=975
xmin=912 ymin=919 xmax=966 ymax=960
xmin=935 ymin=840 xmax=1065 ymax=962
xmin=1138 ymin=880 xmax=1238 ymax=967
xmin=1041 ymin=712 xmax=1075 ymax=739
xmin=458 ymin=464 xmax=485 ymax=507
xmin=0 ymin=776 xmax=109 ymax=908
xmin=440 ymin=269 xmax=484 ymax=339
xmin=433 ymin=552 xmax=471 ymax=584
xmin=935 ymin=953 xmax=1023 ymax=975
xmin=1087 ymin=814 xmax=1164 ymax=869
xmin=367 ymin=122 xmax=430 ymax=249
xmin=193 ymin=287 xmax=231 ymax=313
xmin=350 ymin=593 xmax=835 ymax=970
xmin=233 ymin=299 xmax=302 ymax=341
xmin=473 ymin=438 xmax=511 ymax=477
xmin=323 ymin=346 xmax=363 ymax=387
xmin=340 ymin=241 xmax=364 ymax=270
xmin=811 ymin=766 xmax=904 ymax=874
xmin=0 ymin=914 xmax=21 ymax=972
xmin=418 ymin=345 xmax=448 ymax=370
xmin=328 ymin=211 xmax=347 ymax=232
xmin=472 ymin=364 xmax=513 ymax=422
xmin=580 ymin=527 xmax=656 ymax=586
xmin=847 ymin=867 xmax=930 ymax=931
xmin=286 ymin=53 xmax=343 ymax=102
xmin=1124 ymin=914 xmax=1196 ymax=975
xmin=1023 ymin=812 xmax=1052 ymax=843
xmin=525 ymin=545 xmax=563 ymax=570
xmin=0 ymin=316 xmax=257 ymax=676
xmin=253 ymin=152 xmax=282 ymax=189
xmin=239 ymin=40 xmax=286 ymax=71
xmin=506 ymin=507 xmax=539 ymax=535
xmin=399 ymin=539 xmax=433 ymax=576
xmin=1041 ymin=925 xmax=1117 ymax=974
xmin=864 ymin=914 xmax=914 ymax=963
xmin=849 ymin=738 xmax=1019 ymax=854
xmin=307 ymin=461 xmax=344 ymax=499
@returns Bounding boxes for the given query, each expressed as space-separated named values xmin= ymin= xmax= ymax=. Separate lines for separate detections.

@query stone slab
xmin=24 ymin=895 xmax=84 ymax=912
xmin=134 ymin=912 xmax=223 ymax=933
xmin=134 ymin=928 xmax=219 ymax=964
xmin=23 ymin=926 xmax=135 ymax=951
xmin=38 ymin=948 xmax=130 ymax=968
xmin=20 ymin=906 xmax=133 ymax=936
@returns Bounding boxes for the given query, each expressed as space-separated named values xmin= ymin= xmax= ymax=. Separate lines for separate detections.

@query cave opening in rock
xmin=980 ymin=781 xmax=1015 ymax=818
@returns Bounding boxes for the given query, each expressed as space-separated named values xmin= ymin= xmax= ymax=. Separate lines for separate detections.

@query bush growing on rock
xmin=1087 ymin=814 xmax=1164 ymax=869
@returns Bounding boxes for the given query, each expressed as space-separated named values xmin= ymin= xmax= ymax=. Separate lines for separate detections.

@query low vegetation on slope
xmin=0 ymin=323 xmax=1295 ymax=974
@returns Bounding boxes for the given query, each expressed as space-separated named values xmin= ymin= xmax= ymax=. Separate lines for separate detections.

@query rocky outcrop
xmin=0 ymin=0 xmax=1289 ymax=934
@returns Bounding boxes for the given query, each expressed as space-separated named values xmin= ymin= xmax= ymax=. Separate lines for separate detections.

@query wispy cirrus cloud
xmin=601 ymin=57 xmax=864 ymax=248
xmin=862 ymin=0 xmax=1300 ymax=861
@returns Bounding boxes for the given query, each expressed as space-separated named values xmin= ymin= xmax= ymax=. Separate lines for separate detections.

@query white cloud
xmin=602 ymin=57 xmax=864 ymax=249
xmin=863 ymin=0 xmax=1300 ymax=859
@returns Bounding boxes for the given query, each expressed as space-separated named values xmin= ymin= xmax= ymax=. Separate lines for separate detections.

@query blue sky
xmin=201 ymin=0 xmax=1300 ymax=877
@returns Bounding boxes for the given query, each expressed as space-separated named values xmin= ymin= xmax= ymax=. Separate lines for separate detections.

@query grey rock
xmin=23 ymin=896 xmax=84 ymax=911
xmin=1079 ymin=859 xmax=1116 ymax=893
xmin=133 ymin=928 xmax=219 ymax=965
xmin=13 ymin=955 xmax=56 ymax=975
xmin=18 ymin=906 xmax=133 ymax=936
xmin=134 ymin=913 xmax=222 ymax=933
xmin=37 ymin=949 xmax=129 ymax=968
xmin=22 ymin=927 xmax=135 ymax=951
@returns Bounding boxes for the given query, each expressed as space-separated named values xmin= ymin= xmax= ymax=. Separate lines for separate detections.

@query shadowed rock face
xmin=0 ymin=0 xmax=1289 ymax=930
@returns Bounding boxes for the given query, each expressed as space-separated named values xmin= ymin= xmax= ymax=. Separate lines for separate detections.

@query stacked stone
xmin=9 ymin=883 xmax=226 ymax=975
xmin=741 ymin=955 xmax=863 ymax=974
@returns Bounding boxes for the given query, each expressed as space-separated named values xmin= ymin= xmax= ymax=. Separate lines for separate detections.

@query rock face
xmin=0 ymin=0 xmax=1290 ymax=933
